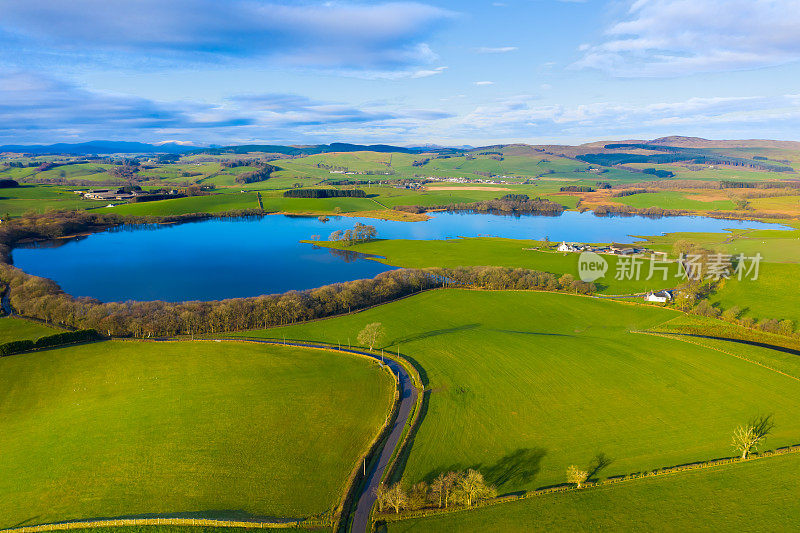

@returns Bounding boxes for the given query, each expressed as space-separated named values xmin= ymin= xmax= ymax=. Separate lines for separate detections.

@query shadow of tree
xmin=586 ymin=452 xmax=614 ymax=482
xmin=422 ymin=447 xmax=548 ymax=492
xmin=393 ymin=323 xmax=481 ymax=345
xmin=483 ymin=448 xmax=547 ymax=488
xmin=489 ymin=329 xmax=574 ymax=338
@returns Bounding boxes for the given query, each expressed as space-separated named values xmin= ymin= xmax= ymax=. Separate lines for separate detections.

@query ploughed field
xmin=386 ymin=450 xmax=800 ymax=532
xmin=242 ymin=290 xmax=800 ymax=495
xmin=0 ymin=341 xmax=394 ymax=527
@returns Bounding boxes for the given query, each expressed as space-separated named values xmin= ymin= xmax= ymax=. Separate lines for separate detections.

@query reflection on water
xmin=13 ymin=211 xmax=789 ymax=302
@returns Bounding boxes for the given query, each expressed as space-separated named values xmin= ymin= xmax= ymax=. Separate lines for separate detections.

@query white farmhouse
xmin=645 ymin=290 xmax=673 ymax=303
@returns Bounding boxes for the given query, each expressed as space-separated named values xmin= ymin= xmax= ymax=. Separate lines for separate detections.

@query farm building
xmin=645 ymin=290 xmax=673 ymax=303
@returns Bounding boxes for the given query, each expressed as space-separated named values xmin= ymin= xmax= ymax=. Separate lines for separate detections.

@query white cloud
xmin=457 ymin=94 xmax=800 ymax=138
xmin=474 ymin=81 xmax=495 ymax=86
xmin=0 ymin=70 xmax=454 ymax=144
xmin=0 ymin=1 xmax=455 ymax=70
xmin=475 ymin=46 xmax=518 ymax=54
xmin=575 ymin=0 xmax=800 ymax=76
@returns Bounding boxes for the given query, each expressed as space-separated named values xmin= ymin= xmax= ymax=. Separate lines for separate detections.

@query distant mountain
xmin=0 ymin=140 xmax=202 ymax=155
xmin=192 ymin=142 xmax=423 ymax=156
xmin=648 ymin=136 xmax=800 ymax=150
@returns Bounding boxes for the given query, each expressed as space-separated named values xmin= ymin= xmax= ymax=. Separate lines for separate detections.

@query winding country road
xmin=218 ymin=338 xmax=418 ymax=533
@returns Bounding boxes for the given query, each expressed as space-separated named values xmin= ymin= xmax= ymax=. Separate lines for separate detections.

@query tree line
xmin=0 ymin=263 xmax=595 ymax=340
xmin=283 ymin=188 xmax=367 ymax=198
xmin=376 ymin=469 xmax=496 ymax=514
xmin=416 ymin=196 xmax=565 ymax=216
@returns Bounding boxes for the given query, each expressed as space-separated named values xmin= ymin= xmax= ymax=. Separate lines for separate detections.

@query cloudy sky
xmin=2 ymin=0 xmax=800 ymax=145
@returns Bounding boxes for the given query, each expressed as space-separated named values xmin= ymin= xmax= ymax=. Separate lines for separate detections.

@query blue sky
xmin=1 ymin=0 xmax=800 ymax=145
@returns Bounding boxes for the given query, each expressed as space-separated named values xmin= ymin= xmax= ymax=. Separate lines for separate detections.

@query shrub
xmin=0 ymin=339 xmax=35 ymax=356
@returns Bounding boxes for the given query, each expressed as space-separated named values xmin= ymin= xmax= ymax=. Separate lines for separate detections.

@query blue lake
xmin=13 ymin=211 xmax=788 ymax=302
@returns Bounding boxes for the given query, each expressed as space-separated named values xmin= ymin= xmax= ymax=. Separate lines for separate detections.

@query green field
xmin=386 ymin=451 xmax=800 ymax=532
xmin=98 ymin=192 xmax=260 ymax=216
xmin=711 ymin=262 xmax=800 ymax=324
xmin=0 ymin=316 xmax=59 ymax=343
xmin=0 ymin=184 xmax=108 ymax=216
xmin=236 ymin=290 xmax=800 ymax=496
xmin=312 ymin=237 xmax=683 ymax=294
xmin=636 ymin=224 xmax=800 ymax=262
xmin=0 ymin=340 xmax=394 ymax=527
xmin=617 ymin=191 xmax=736 ymax=211
xmin=81 ymin=526 xmax=329 ymax=533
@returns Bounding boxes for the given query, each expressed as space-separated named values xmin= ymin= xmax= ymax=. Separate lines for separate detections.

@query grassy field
xmin=312 ymin=237 xmax=683 ymax=294
xmin=0 ymin=340 xmax=394 ymax=527
xmin=0 ymin=184 xmax=107 ymax=216
xmin=235 ymin=290 xmax=800 ymax=496
xmin=616 ymin=191 xmax=737 ymax=211
xmin=98 ymin=192 xmax=260 ymax=216
xmin=636 ymin=225 xmax=800 ymax=262
xmin=711 ymin=262 xmax=800 ymax=324
xmin=80 ymin=526 xmax=322 ymax=533
xmin=385 ymin=451 xmax=800 ymax=532
xmin=0 ymin=316 xmax=59 ymax=343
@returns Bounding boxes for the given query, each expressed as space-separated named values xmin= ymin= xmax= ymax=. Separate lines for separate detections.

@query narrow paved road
xmin=1 ymin=290 xmax=14 ymax=316
xmin=214 ymin=338 xmax=418 ymax=533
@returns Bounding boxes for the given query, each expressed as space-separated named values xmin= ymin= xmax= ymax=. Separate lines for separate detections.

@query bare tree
xmin=407 ymin=481 xmax=429 ymax=510
xmin=455 ymin=469 xmax=496 ymax=507
xmin=374 ymin=483 xmax=389 ymax=513
xmin=384 ymin=482 xmax=407 ymax=514
xmin=566 ymin=465 xmax=589 ymax=488
xmin=430 ymin=471 xmax=458 ymax=508
xmin=732 ymin=414 xmax=775 ymax=459
xmin=358 ymin=322 xmax=385 ymax=351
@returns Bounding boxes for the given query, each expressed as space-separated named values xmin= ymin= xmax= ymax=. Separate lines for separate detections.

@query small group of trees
xmin=235 ymin=164 xmax=278 ymax=184
xmin=560 ymin=185 xmax=595 ymax=193
xmin=375 ymin=469 xmax=496 ymax=514
xmin=692 ymin=302 xmax=796 ymax=337
xmin=328 ymin=222 xmax=378 ymax=244
xmin=668 ymin=240 xmax=797 ymax=338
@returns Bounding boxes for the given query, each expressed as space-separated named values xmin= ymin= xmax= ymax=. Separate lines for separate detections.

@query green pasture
xmin=0 ymin=184 xmax=108 ymax=216
xmin=312 ymin=237 xmax=682 ymax=294
xmin=81 ymin=526 xmax=330 ymax=533
xmin=0 ymin=316 xmax=60 ymax=343
xmin=669 ymin=332 xmax=800 ymax=379
xmin=33 ymin=163 xmax=113 ymax=182
xmin=636 ymin=224 xmax=800 ymax=262
xmin=81 ymin=528 xmax=323 ymax=533
xmin=259 ymin=193 xmax=382 ymax=214
xmin=0 ymin=166 xmax=39 ymax=180
xmin=237 ymin=290 xmax=800 ymax=496
xmin=387 ymin=451 xmax=800 ymax=532
xmin=0 ymin=340 xmax=393 ymax=527
xmin=272 ymin=150 xmax=619 ymax=184
xmin=97 ymin=192 xmax=260 ymax=216
xmin=616 ymin=191 xmax=737 ymax=211
xmin=711 ymin=262 xmax=800 ymax=324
